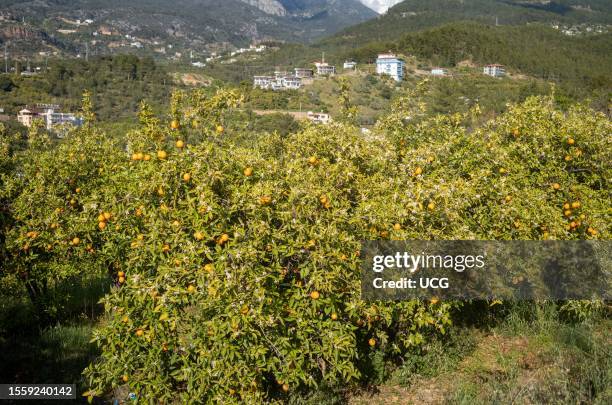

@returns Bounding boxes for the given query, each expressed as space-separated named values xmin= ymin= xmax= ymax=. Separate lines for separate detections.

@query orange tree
xmin=0 ymin=94 xmax=123 ymax=321
xmin=1 ymin=86 xmax=609 ymax=402
xmin=81 ymin=90 xmax=607 ymax=402
xmin=77 ymin=89 xmax=453 ymax=402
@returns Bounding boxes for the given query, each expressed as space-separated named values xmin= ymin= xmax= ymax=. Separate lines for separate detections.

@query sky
xmin=359 ymin=0 xmax=404 ymax=13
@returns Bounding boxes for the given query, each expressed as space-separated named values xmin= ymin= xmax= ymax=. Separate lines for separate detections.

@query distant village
xmin=252 ymin=52 xmax=507 ymax=92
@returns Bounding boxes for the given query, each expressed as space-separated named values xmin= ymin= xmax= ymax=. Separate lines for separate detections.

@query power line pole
xmin=4 ymin=42 xmax=8 ymax=74
xmin=85 ymin=42 xmax=89 ymax=62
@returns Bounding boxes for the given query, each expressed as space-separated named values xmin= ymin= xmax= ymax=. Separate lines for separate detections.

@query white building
xmin=431 ymin=68 xmax=448 ymax=76
xmin=253 ymin=75 xmax=301 ymax=91
xmin=295 ymin=68 xmax=314 ymax=78
xmin=307 ymin=112 xmax=331 ymax=125
xmin=343 ymin=61 xmax=357 ymax=70
xmin=280 ymin=76 xmax=302 ymax=90
xmin=376 ymin=53 xmax=405 ymax=82
xmin=314 ymin=62 xmax=336 ymax=76
xmin=483 ymin=64 xmax=506 ymax=77
xmin=253 ymin=76 xmax=275 ymax=89
xmin=17 ymin=104 xmax=82 ymax=131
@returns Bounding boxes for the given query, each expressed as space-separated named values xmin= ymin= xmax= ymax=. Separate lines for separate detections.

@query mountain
xmin=324 ymin=0 xmax=612 ymax=47
xmin=0 ymin=0 xmax=377 ymax=57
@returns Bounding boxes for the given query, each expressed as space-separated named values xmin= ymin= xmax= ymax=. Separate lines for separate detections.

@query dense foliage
xmin=0 ymin=55 xmax=172 ymax=120
xmin=0 ymin=83 xmax=609 ymax=402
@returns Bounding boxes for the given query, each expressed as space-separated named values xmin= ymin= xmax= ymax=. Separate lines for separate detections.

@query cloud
xmin=358 ymin=0 xmax=404 ymax=14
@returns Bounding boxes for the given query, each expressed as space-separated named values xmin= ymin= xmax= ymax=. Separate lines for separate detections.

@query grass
xmin=351 ymin=302 xmax=611 ymax=404
xmin=0 ymin=274 xmax=109 ymax=403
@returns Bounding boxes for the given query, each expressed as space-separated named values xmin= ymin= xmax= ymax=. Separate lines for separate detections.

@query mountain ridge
xmin=0 ymin=0 xmax=377 ymax=57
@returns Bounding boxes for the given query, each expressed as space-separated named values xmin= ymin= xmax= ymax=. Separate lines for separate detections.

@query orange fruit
xmin=98 ymin=213 xmax=106 ymax=222
xmin=162 ymin=244 xmax=171 ymax=253
xmin=122 ymin=375 xmax=129 ymax=383
xmin=98 ymin=221 xmax=106 ymax=230
xmin=259 ymin=196 xmax=272 ymax=205
xmin=204 ymin=263 xmax=214 ymax=273
xmin=171 ymin=119 xmax=180 ymax=130
xmin=368 ymin=338 xmax=376 ymax=347
xmin=176 ymin=139 xmax=185 ymax=148
xmin=565 ymin=155 xmax=572 ymax=161
xmin=118 ymin=271 xmax=125 ymax=277
xmin=512 ymin=128 xmax=520 ymax=137
xmin=308 ymin=156 xmax=318 ymax=165
xmin=499 ymin=168 xmax=507 ymax=174
xmin=136 ymin=329 xmax=144 ymax=337
xmin=414 ymin=167 xmax=423 ymax=176
xmin=505 ymin=195 xmax=512 ymax=202
xmin=331 ymin=313 xmax=338 ymax=321
xmin=240 ymin=305 xmax=249 ymax=315
xmin=310 ymin=291 xmax=320 ymax=300
xmin=427 ymin=202 xmax=435 ymax=211
xmin=571 ymin=201 xmax=581 ymax=209
xmin=72 ymin=237 xmax=80 ymax=245
xmin=182 ymin=173 xmax=191 ymax=182
xmin=564 ymin=210 xmax=572 ymax=217
xmin=552 ymin=183 xmax=561 ymax=190
xmin=143 ymin=154 xmax=151 ymax=161
xmin=118 ymin=276 xmax=125 ymax=284
xmin=216 ymin=125 xmax=224 ymax=134
xmin=567 ymin=138 xmax=575 ymax=145
xmin=243 ymin=167 xmax=253 ymax=177
xmin=194 ymin=231 xmax=204 ymax=241
xmin=157 ymin=150 xmax=168 ymax=160
xmin=187 ymin=285 xmax=196 ymax=293
xmin=103 ymin=212 xmax=112 ymax=221
xmin=218 ymin=234 xmax=230 ymax=245
xmin=131 ymin=153 xmax=139 ymax=161
xmin=393 ymin=223 xmax=401 ymax=231
xmin=282 ymin=384 xmax=289 ymax=393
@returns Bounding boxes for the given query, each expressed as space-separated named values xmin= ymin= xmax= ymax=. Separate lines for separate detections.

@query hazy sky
xmin=359 ymin=0 xmax=404 ymax=13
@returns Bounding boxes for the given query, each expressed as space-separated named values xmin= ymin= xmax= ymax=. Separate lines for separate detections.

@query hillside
xmin=0 ymin=0 xmax=376 ymax=58
xmin=342 ymin=22 xmax=612 ymax=90
xmin=323 ymin=0 xmax=612 ymax=47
